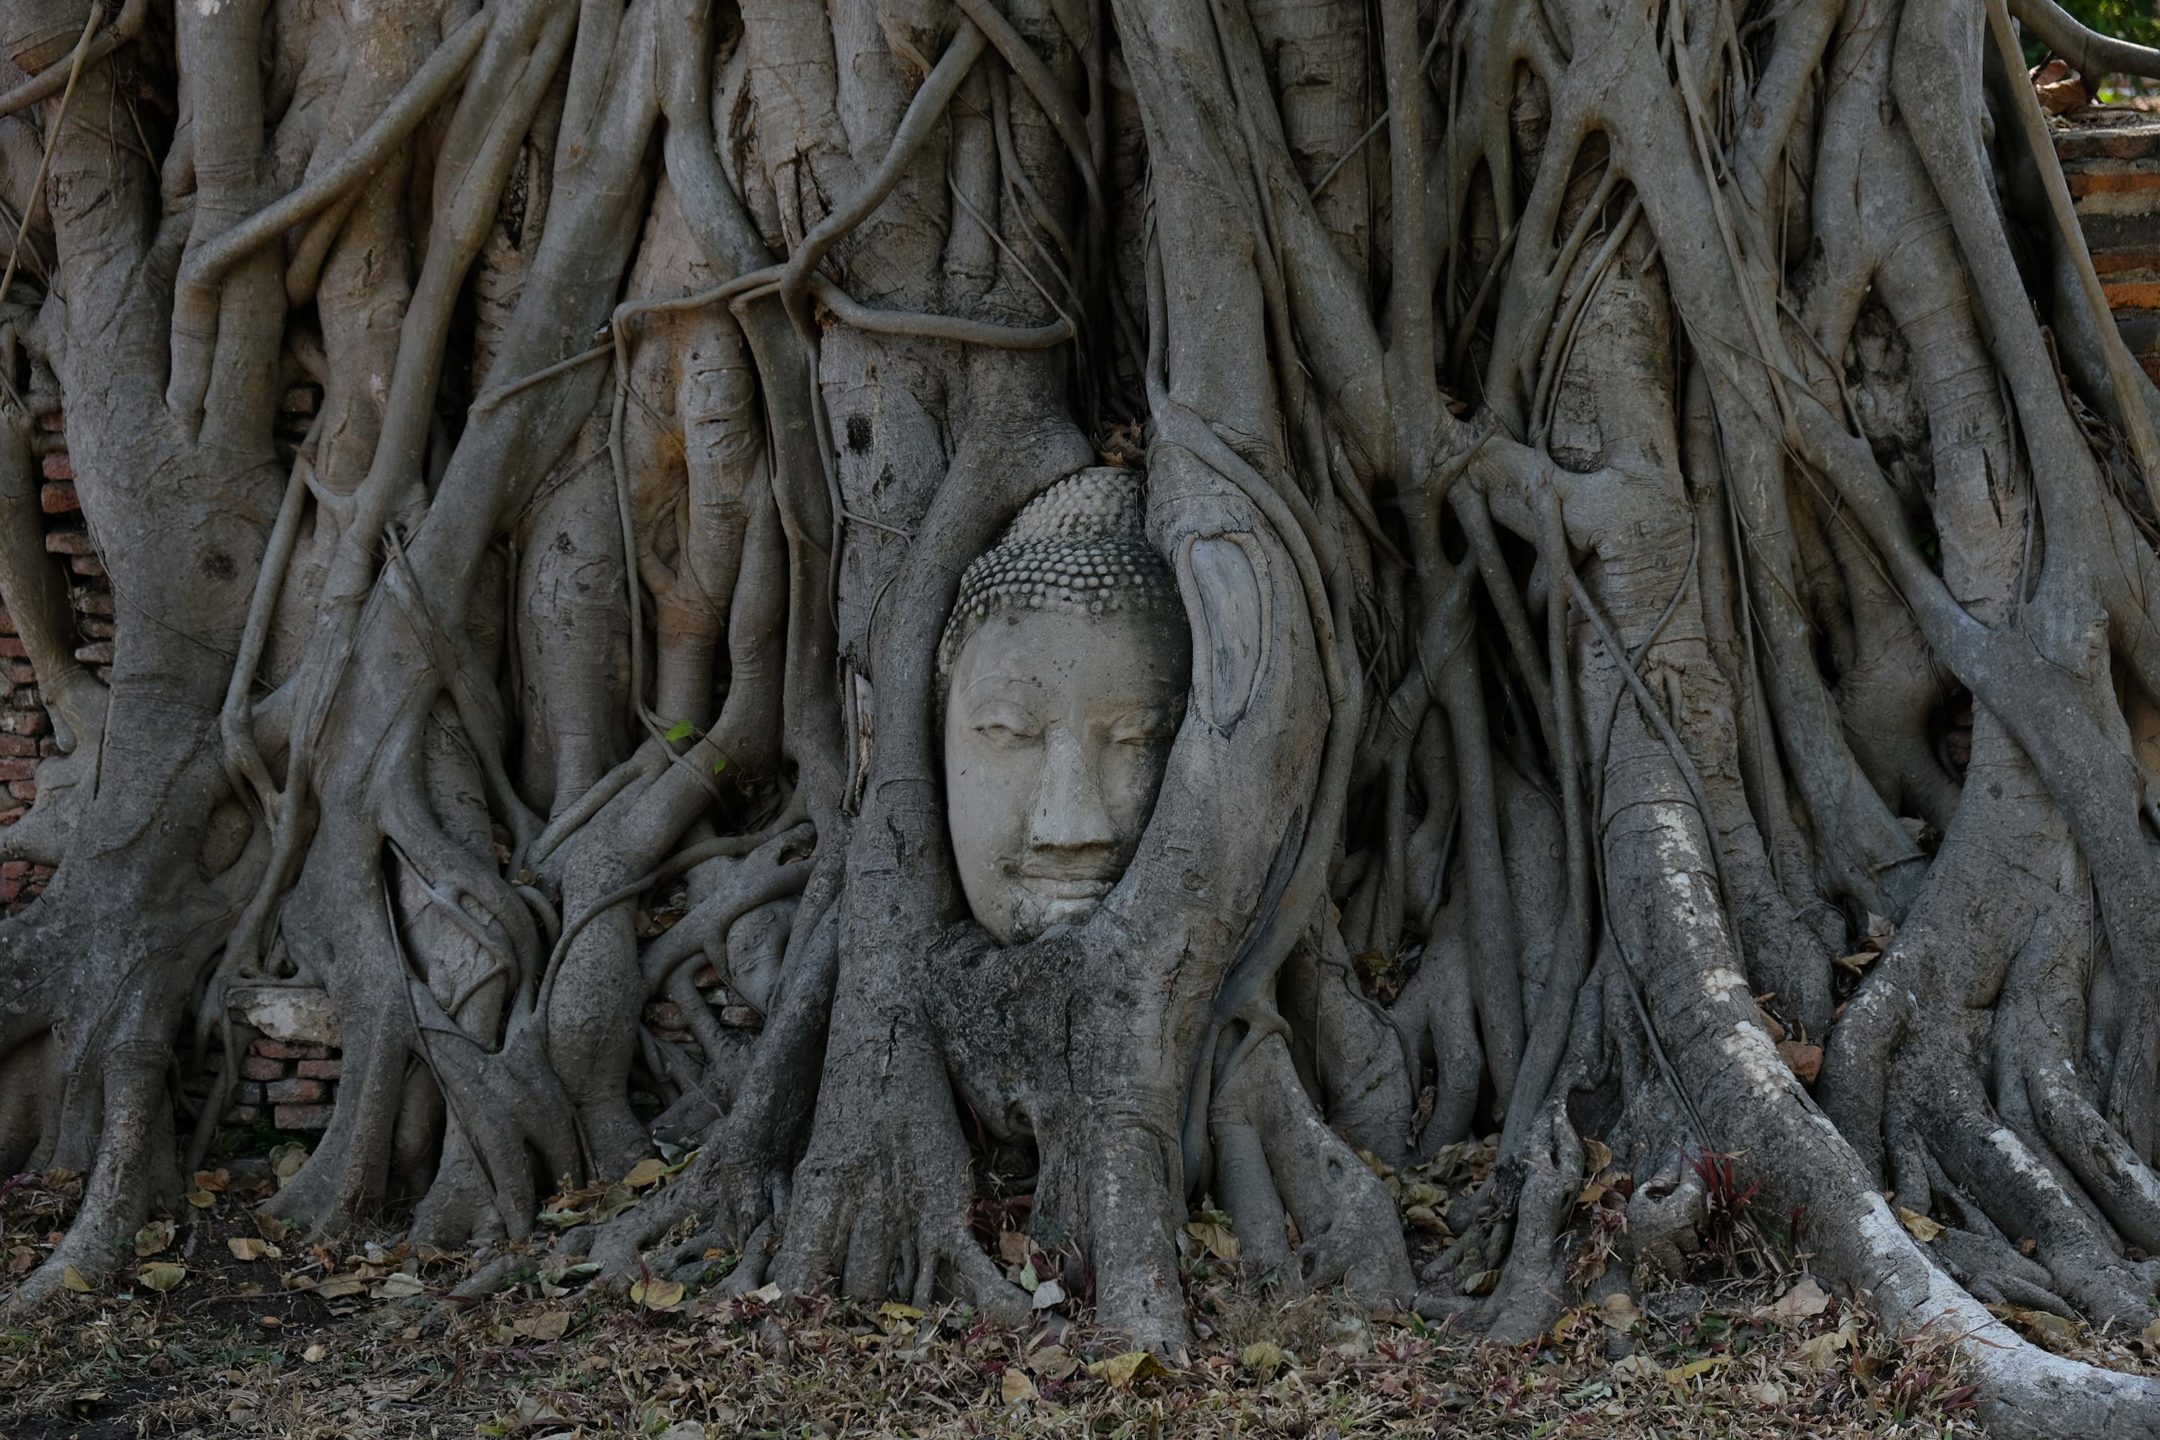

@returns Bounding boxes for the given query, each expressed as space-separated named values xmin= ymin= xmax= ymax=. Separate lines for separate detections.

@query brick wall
xmin=2057 ymin=107 xmax=2160 ymax=383
xmin=0 ymin=409 xmax=113 ymax=912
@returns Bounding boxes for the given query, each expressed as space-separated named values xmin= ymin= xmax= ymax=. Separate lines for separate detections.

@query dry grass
xmin=0 ymin=1151 xmax=2145 ymax=1438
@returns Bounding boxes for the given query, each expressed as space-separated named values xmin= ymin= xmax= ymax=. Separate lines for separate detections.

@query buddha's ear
xmin=1174 ymin=532 xmax=1271 ymax=733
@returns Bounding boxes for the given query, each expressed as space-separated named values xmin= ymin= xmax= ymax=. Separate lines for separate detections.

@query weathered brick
xmin=38 ymin=480 xmax=76 ymax=513
xmin=296 ymin=1058 xmax=341 ymax=1080
xmin=0 ymin=759 xmax=36 ymax=782
xmin=69 ymin=556 xmax=105 ymax=577
xmin=1 ymin=707 xmax=48 ymax=737
xmin=7 ymin=779 xmax=37 ymax=802
xmin=0 ymin=735 xmax=39 ymax=757
xmin=39 ymin=452 xmax=71 ymax=482
xmin=233 ymin=1082 xmax=264 ymax=1104
xmin=76 ymin=618 xmax=113 ymax=640
xmin=6 ymin=662 xmax=33 ymax=686
xmin=71 ymin=641 xmax=113 ymax=666
xmin=251 ymin=1039 xmax=332 ymax=1060
xmin=0 ymin=638 xmax=27 ymax=660
xmin=42 ymin=527 xmax=92 ymax=556
xmin=265 ymin=1077 xmax=326 ymax=1104
xmin=240 ymin=1054 xmax=285 ymax=1082
xmin=272 ymin=1103 xmax=333 ymax=1131
xmin=0 ymin=805 xmax=28 ymax=827
xmin=72 ymin=589 xmax=111 ymax=617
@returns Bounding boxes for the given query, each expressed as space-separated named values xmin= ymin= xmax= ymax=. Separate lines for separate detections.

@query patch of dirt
xmin=2 ymin=1147 xmax=2035 ymax=1439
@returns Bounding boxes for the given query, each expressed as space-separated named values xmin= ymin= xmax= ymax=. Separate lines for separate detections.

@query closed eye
xmin=973 ymin=719 xmax=1040 ymax=747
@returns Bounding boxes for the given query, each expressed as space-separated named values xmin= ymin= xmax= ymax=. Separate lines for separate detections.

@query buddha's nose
xmin=1028 ymin=727 xmax=1118 ymax=855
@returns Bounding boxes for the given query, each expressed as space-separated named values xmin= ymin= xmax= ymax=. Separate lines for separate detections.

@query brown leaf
xmin=1897 ymin=1207 xmax=1944 ymax=1243
xmin=1000 ymin=1368 xmax=1036 ymax=1405
xmin=631 ymin=1277 xmax=685 ymax=1311
xmin=1087 ymin=1351 xmax=1166 ymax=1387
xmin=134 ymin=1220 xmax=175 ymax=1258
xmin=1598 ymin=1292 xmax=1642 ymax=1331
xmin=513 ymin=1309 xmax=570 ymax=1342
xmin=1770 ymin=1276 xmax=1831 ymax=1322
xmin=1776 ymin=1040 xmax=1823 ymax=1084
xmin=136 ymin=1263 xmax=186 ymax=1293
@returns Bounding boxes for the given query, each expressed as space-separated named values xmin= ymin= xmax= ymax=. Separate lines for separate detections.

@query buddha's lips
xmin=1016 ymin=874 xmax=1116 ymax=902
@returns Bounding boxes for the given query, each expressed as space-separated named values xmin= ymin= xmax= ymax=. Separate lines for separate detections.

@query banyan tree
xmin=6 ymin=0 xmax=2160 ymax=1430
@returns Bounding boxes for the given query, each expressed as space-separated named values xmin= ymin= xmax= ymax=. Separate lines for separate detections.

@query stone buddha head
xmin=938 ymin=470 xmax=1190 ymax=944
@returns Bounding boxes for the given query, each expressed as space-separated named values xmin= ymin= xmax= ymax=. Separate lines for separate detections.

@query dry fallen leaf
xmin=1664 ymin=1355 xmax=1728 ymax=1386
xmin=227 ymin=1237 xmax=272 ymax=1262
xmin=60 ymin=1264 xmax=91 ymax=1293
xmin=1088 ymin=1351 xmax=1167 ymax=1387
xmin=1598 ymin=1292 xmax=1642 ymax=1330
xmin=134 ymin=1220 xmax=175 ymax=1258
xmin=1770 ymin=1275 xmax=1831 ymax=1322
xmin=622 ymin=1158 xmax=668 ymax=1189
xmin=1240 ymin=1341 xmax=1285 ymax=1376
xmin=1185 ymin=1218 xmax=1240 ymax=1262
xmin=302 ymin=1342 xmax=327 ymax=1364
xmin=1776 ymin=1040 xmax=1823 ymax=1084
xmin=631 ymin=1276 xmax=685 ymax=1311
xmin=512 ymin=1309 xmax=570 ymax=1341
xmin=1000 ymin=1368 xmax=1036 ymax=1404
xmin=137 ymin=1262 xmax=186 ymax=1293
xmin=373 ymin=1272 xmax=425 ymax=1300
xmin=1897 ymin=1207 xmax=1945 ymax=1243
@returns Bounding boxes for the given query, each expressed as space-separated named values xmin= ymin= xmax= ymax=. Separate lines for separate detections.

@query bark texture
xmin=4 ymin=0 xmax=2160 ymax=1432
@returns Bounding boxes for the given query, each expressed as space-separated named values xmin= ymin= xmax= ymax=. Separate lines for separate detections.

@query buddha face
xmin=944 ymin=605 xmax=1190 ymax=944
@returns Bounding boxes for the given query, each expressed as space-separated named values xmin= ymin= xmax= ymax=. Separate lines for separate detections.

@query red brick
xmin=38 ymin=480 xmax=76 ymax=513
xmin=251 ymin=1040 xmax=331 ymax=1060
xmin=0 ymin=639 xmax=26 ymax=660
xmin=295 ymin=1058 xmax=340 ymax=1080
xmin=6 ymin=779 xmax=36 ymax=802
xmin=240 ymin=1054 xmax=285 ymax=1081
xmin=72 ymin=589 xmax=111 ymax=617
xmin=71 ymin=641 xmax=112 ymax=665
xmin=0 ymin=736 xmax=37 ymax=757
xmin=34 ymin=739 xmax=59 ymax=757
xmin=27 ymin=864 xmax=50 ymax=881
xmin=43 ymin=528 xmax=91 ymax=556
xmin=0 ymin=759 xmax=35 ymax=782
xmin=5 ymin=662 xmax=32 ymax=686
xmin=68 ymin=556 xmax=104 ymax=577
xmin=0 ymin=806 xmax=27 ymax=827
xmin=272 ymin=1103 xmax=333 ymax=1131
xmin=39 ymin=452 xmax=71 ymax=482
xmin=76 ymin=619 xmax=112 ymax=640
xmin=36 ymin=411 xmax=62 ymax=433
xmin=0 ymin=878 xmax=21 ymax=905
xmin=1 ymin=708 xmax=47 ymax=737
xmin=264 ymin=1077 xmax=325 ymax=1104
xmin=0 ymin=605 xmax=13 ymax=634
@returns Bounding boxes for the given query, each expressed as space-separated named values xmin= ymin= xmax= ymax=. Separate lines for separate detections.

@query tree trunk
xmin=6 ymin=0 xmax=2160 ymax=1431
